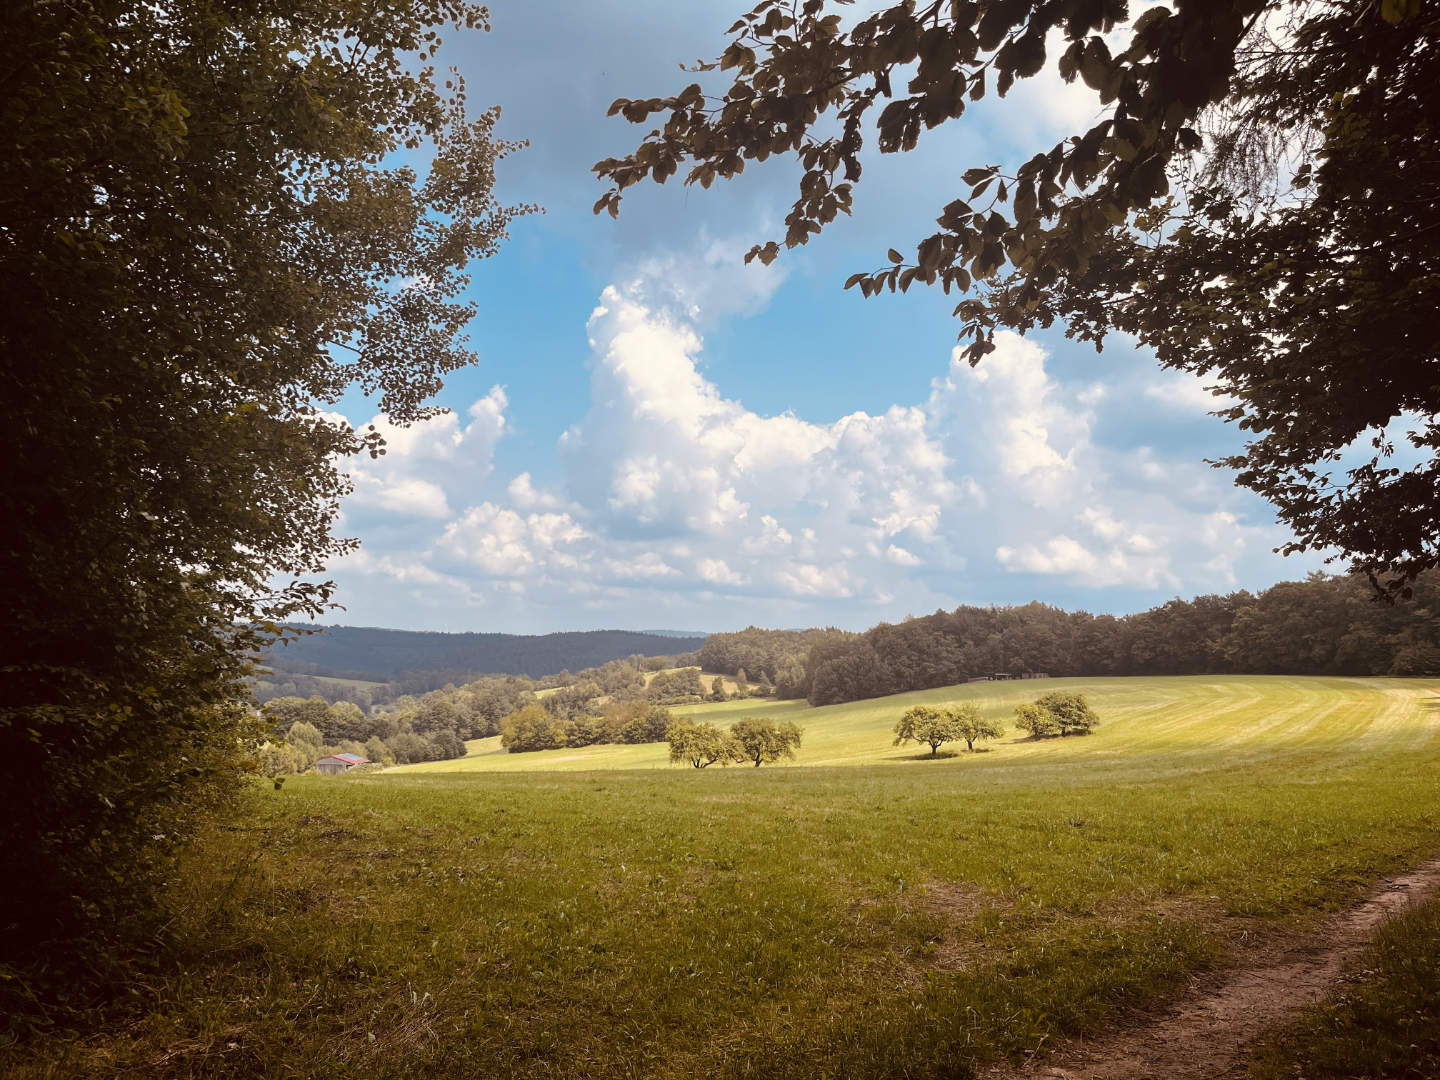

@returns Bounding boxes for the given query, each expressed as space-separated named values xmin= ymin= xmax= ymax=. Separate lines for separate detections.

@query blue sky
xmin=321 ymin=0 xmax=1329 ymax=634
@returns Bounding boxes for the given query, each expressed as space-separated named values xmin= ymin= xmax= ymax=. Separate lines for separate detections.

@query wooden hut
xmin=315 ymin=752 xmax=368 ymax=776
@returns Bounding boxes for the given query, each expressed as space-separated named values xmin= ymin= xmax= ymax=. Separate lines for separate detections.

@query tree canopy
xmin=667 ymin=719 xmax=744 ymax=768
xmin=730 ymin=717 xmax=804 ymax=766
xmin=1015 ymin=692 xmax=1099 ymax=736
xmin=595 ymin=0 xmax=1439 ymax=595
xmin=893 ymin=704 xmax=964 ymax=757
xmin=947 ymin=703 xmax=1006 ymax=751
xmin=0 ymin=0 xmax=528 ymax=992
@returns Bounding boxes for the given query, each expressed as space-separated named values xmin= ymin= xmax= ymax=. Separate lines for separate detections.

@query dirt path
xmin=980 ymin=855 xmax=1440 ymax=1080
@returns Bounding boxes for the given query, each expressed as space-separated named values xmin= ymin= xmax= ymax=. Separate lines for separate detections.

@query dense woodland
xmin=262 ymin=626 xmax=706 ymax=687
xmin=701 ymin=573 xmax=1440 ymax=706
xmin=257 ymin=627 xmax=703 ymax=705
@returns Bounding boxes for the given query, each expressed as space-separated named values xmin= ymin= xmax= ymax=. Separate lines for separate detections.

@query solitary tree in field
xmin=894 ymin=705 xmax=963 ymax=757
xmin=1037 ymin=692 xmax=1100 ymax=735
xmin=711 ymin=676 xmax=728 ymax=702
xmin=1016 ymin=693 xmax=1100 ymax=737
xmin=667 ymin=719 xmax=744 ymax=768
xmin=1013 ymin=703 xmax=1060 ymax=738
xmin=730 ymin=718 xmax=803 ymax=766
xmin=949 ymin=703 xmax=1005 ymax=752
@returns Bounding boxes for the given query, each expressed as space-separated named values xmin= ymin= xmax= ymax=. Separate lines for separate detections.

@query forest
xmin=262 ymin=626 xmax=706 ymax=688
xmin=699 ymin=573 xmax=1440 ymax=706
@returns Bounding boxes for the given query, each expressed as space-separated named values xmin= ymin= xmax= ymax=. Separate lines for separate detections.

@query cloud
xmin=696 ymin=557 xmax=747 ymax=586
xmin=344 ymin=385 xmax=509 ymax=521
xmin=508 ymin=472 xmax=567 ymax=511
xmin=329 ymin=256 xmax=1321 ymax=630
xmin=1143 ymin=370 xmax=1240 ymax=413
xmin=561 ymin=281 xmax=956 ymax=582
xmin=996 ymin=535 xmax=1178 ymax=589
xmin=932 ymin=333 xmax=1090 ymax=509
xmin=439 ymin=502 xmax=589 ymax=577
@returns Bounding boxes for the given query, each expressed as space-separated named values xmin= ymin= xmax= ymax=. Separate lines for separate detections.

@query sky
xmin=320 ymin=0 xmax=1330 ymax=635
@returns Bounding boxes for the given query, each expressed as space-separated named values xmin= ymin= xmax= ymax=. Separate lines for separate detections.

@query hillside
xmin=262 ymin=625 xmax=705 ymax=685
xmin=397 ymin=674 xmax=1439 ymax=773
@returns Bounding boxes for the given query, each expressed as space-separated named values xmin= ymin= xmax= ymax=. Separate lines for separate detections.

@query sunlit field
xmin=400 ymin=674 xmax=1438 ymax=773
xmin=20 ymin=676 xmax=1440 ymax=1079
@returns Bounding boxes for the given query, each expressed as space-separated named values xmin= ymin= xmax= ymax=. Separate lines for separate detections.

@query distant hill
xmin=262 ymin=625 xmax=706 ymax=685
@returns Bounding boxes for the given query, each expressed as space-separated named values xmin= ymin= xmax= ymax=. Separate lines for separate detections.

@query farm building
xmin=315 ymin=753 xmax=369 ymax=776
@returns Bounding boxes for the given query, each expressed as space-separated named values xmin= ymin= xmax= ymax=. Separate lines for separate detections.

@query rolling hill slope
xmin=397 ymin=674 xmax=1439 ymax=773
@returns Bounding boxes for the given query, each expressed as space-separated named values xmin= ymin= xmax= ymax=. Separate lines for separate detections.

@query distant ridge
xmin=637 ymin=629 xmax=711 ymax=639
xmin=263 ymin=625 xmax=706 ymax=684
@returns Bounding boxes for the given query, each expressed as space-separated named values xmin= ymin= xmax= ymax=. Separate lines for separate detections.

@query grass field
xmin=400 ymin=674 xmax=1439 ymax=773
xmin=17 ymin=676 xmax=1440 ymax=1079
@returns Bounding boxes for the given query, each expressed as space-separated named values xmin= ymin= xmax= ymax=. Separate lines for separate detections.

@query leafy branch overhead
xmin=594 ymin=0 xmax=1257 ymax=361
xmin=594 ymin=1 xmax=1440 ymax=596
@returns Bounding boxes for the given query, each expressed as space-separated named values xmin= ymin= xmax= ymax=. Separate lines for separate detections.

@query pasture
xmin=401 ymin=674 xmax=1437 ymax=773
xmin=18 ymin=676 xmax=1440 ymax=1079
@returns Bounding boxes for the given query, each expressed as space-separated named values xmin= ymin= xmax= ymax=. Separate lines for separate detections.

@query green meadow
xmin=402 ymin=674 xmax=1438 ymax=773
xmin=21 ymin=676 xmax=1440 ymax=1079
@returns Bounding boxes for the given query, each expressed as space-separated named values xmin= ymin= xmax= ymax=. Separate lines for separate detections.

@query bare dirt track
xmin=981 ymin=855 xmax=1440 ymax=1080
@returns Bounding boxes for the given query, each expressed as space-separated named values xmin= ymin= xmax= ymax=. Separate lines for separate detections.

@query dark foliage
xmin=0 ymin=0 xmax=524 ymax=1012
xmin=263 ymin=626 xmax=706 ymax=686
xmin=792 ymin=573 xmax=1439 ymax=706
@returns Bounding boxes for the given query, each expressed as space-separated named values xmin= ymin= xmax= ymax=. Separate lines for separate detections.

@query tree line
xmin=262 ymin=625 xmax=706 ymax=688
xmin=700 ymin=573 xmax=1440 ymax=707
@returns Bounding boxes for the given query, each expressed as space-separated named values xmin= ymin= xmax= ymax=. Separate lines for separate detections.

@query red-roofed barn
xmin=315 ymin=753 xmax=369 ymax=776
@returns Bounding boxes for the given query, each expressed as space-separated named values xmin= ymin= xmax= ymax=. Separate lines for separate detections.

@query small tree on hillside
xmin=711 ymin=676 xmax=728 ymax=702
xmin=894 ymin=705 xmax=963 ymax=757
xmin=1013 ymin=703 xmax=1059 ymax=738
xmin=950 ymin=703 xmax=1004 ymax=752
xmin=730 ymin=718 xmax=803 ymax=767
xmin=667 ymin=718 xmax=743 ymax=768
xmin=1035 ymin=692 xmax=1100 ymax=736
xmin=734 ymin=668 xmax=749 ymax=697
xmin=1015 ymin=694 xmax=1100 ymax=738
